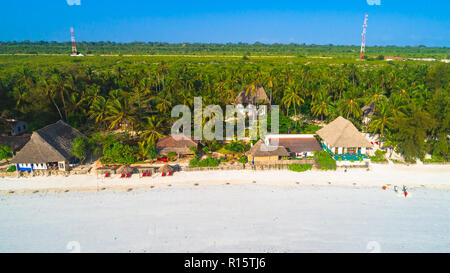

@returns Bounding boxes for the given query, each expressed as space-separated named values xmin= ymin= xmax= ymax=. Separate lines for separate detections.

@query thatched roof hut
xmin=11 ymin=120 xmax=84 ymax=164
xmin=316 ymin=117 xmax=372 ymax=148
xmin=158 ymin=164 xmax=175 ymax=173
xmin=235 ymin=86 xmax=270 ymax=105
xmin=246 ymin=140 xmax=290 ymax=157
xmin=156 ymin=135 xmax=198 ymax=156
xmin=117 ymin=165 xmax=134 ymax=174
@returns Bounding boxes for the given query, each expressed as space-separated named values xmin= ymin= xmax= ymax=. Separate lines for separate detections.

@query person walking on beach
xmin=394 ymin=186 xmax=399 ymax=193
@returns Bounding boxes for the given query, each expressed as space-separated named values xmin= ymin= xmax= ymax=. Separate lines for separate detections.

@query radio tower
xmin=360 ymin=14 xmax=368 ymax=60
xmin=70 ymin=27 xmax=78 ymax=56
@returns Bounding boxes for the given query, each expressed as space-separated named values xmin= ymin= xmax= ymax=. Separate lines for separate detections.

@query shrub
xmin=167 ymin=152 xmax=177 ymax=159
xmin=370 ymin=150 xmax=388 ymax=162
xmin=71 ymin=137 xmax=89 ymax=163
xmin=190 ymin=157 xmax=220 ymax=167
xmin=238 ymin=156 xmax=248 ymax=164
xmin=225 ymin=141 xmax=247 ymax=153
xmin=189 ymin=158 xmax=199 ymax=167
xmin=147 ymin=146 xmax=158 ymax=160
xmin=102 ymin=142 xmax=137 ymax=164
xmin=7 ymin=165 xmax=16 ymax=172
xmin=0 ymin=145 xmax=13 ymax=161
xmin=289 ymin=164 xmax=313 ymax=172
xmin=314 ymin=151 xmax=337 ymax=170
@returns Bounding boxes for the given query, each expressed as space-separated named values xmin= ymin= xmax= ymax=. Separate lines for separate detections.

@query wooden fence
xmin=183 ymin=160 xmax=316 ymax=172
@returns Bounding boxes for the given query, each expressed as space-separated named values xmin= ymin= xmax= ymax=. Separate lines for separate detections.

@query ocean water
xmin=0 ymin=184 xmax=449 ymax=253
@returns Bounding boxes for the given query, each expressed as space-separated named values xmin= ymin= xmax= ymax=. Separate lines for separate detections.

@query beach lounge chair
xmin=126 ymin=174 xmax=131 ymax=178
xmin=147 ymin=172 xmax=151 ymax=177
xmin=105 ymin=173 xmax=110 ymax=178
xmin=120 ymin=174 xmax=125 ymax=179
xmin=162 ymin=172 xmax=166 ymax=177
xmin=168 ymin=172 xmax=173 ymax=176
xmin=142 ymin=173 xmax=147 ymax=177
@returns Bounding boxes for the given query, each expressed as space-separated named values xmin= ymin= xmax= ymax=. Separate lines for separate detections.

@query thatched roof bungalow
xmin=316 ymin=116 xmax=372 ymax=156
xmin=158 ymin=164 xmax=175 ymax=173
xmin=246 ymin=140 xmax=290 ymax=163
xmin=264 ymin=134 xmax=322 ymax=158
xmin=11 ymin=120 xmax=84 ymax=172
xmin=156 ymin=135 xmax=198 ymax=156
xmin=235 ymin=86 xmax=270 ymax=106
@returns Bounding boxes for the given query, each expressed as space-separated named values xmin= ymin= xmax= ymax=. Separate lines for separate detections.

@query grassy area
xmin=314 ymin=151 xmax=337 ymax=171
xmin=288 ymin=164 xmax=313 ymax=172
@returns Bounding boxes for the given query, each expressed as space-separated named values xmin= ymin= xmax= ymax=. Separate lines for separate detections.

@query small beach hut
xmin=246 ymin=140 xmax=290 ymax=163
xmin=156 ymin=135 xmax=198 ymax=157
xmin=117 ymin=165 xmax=134 ymax=175
xmin=158 ymin=164 xmax=175 ymax=173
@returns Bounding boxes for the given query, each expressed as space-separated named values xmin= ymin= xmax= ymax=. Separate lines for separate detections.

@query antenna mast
xmin=360 ymin=14 xmax=368 ymax=60
xmin=70 ymin=27 xmax=77 ymax=55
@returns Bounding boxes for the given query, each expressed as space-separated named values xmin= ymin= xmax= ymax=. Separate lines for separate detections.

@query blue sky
xmin=1 ymin=0 xmax=449 ymax=46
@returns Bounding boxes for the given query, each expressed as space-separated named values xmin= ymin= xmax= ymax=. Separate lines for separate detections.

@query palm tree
xmin=281 ymin=85 xmax=304 ymax=117
xmin=368 ymin=101 xmax=394 ymax=141
xmin=311 ymin=89 xmax=332 ymax=121
xmin=156 ymin=97 xmax=173 ymax=115
xmin=140 ymin=116 xmax=163 ymax=146
xmin=89 ymin=96 xmax=108 ymax=125
xmin=339 ymin=89 xmax=362 ymax=119
xmin=104 ymin=96 xmax=137 ymax=131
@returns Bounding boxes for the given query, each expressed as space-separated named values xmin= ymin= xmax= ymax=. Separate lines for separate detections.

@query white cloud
xmin=367 ymin=0 xmax=381 ymax=5
xmin=67 ymin=0 xmax=81 ymax=6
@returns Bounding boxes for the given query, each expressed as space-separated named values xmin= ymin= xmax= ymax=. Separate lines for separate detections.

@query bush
xmin=189 ymin=158 xmax=199 ymax=167
xmin=102 ymin=142 xmax=137 ymax=164
xmin=314 ymin=151 xmax=337 ymax=170
xmin=190 ymin=157 xmax=220 ymax=167
xmin=370 ymin=150 xmax=387 ymax=162
xmin=7 ymin=165 xmax=16 ymax=172
xmin=147 ymin=146 xmax=158 ymax=160
xmin=238 ymin=156 xmax=248 ymax=164
xmin=225 ymin=141 xmax=247 ymax=153
xmin=289 ymin=164 xmax=313 ymax=172
xmin=0 ymin=145 xmax=13 ymax=161
xmin=167 ymin=152 xmax=177 ymax=159
xmin=71 ymin=137 xmax=89 ymax=163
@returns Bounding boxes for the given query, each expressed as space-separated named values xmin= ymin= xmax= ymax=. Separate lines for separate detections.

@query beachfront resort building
xmin=246 ymin=134 xmax=322 ymax=163
xmin=246 ymin=139 xmax=290 ymax=163
xmin=316 ymin=116 xmax=373 ymax=162
xmin=11 ymin=120 xmax=84 ymax=172
xmin=264 ymin=134 xmax=322 ymax=158
xmin=156 ymin=135 xmax=199 ymax=157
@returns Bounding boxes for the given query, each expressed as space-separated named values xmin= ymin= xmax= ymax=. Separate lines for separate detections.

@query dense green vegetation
xmin=189 ymin=157 xmax=220 ymax=167
xmin=288 ymin=164 xmax=313 ymax=172
xmin=0 ymin=49 xmax=448 ymax=163
xmin=1 ymin=42 xmax=449 ymax=59
xmin=0 ymin=145 xmax=13 ymax=161
xmin=315 ymin=151 xmax=337 ymax=170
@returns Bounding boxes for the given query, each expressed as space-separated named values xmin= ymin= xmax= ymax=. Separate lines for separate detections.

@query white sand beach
xmin=0 ymin=164 xmax=449 ymax=194
xmin=0 ymin=164 xmax=449 ymax=253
